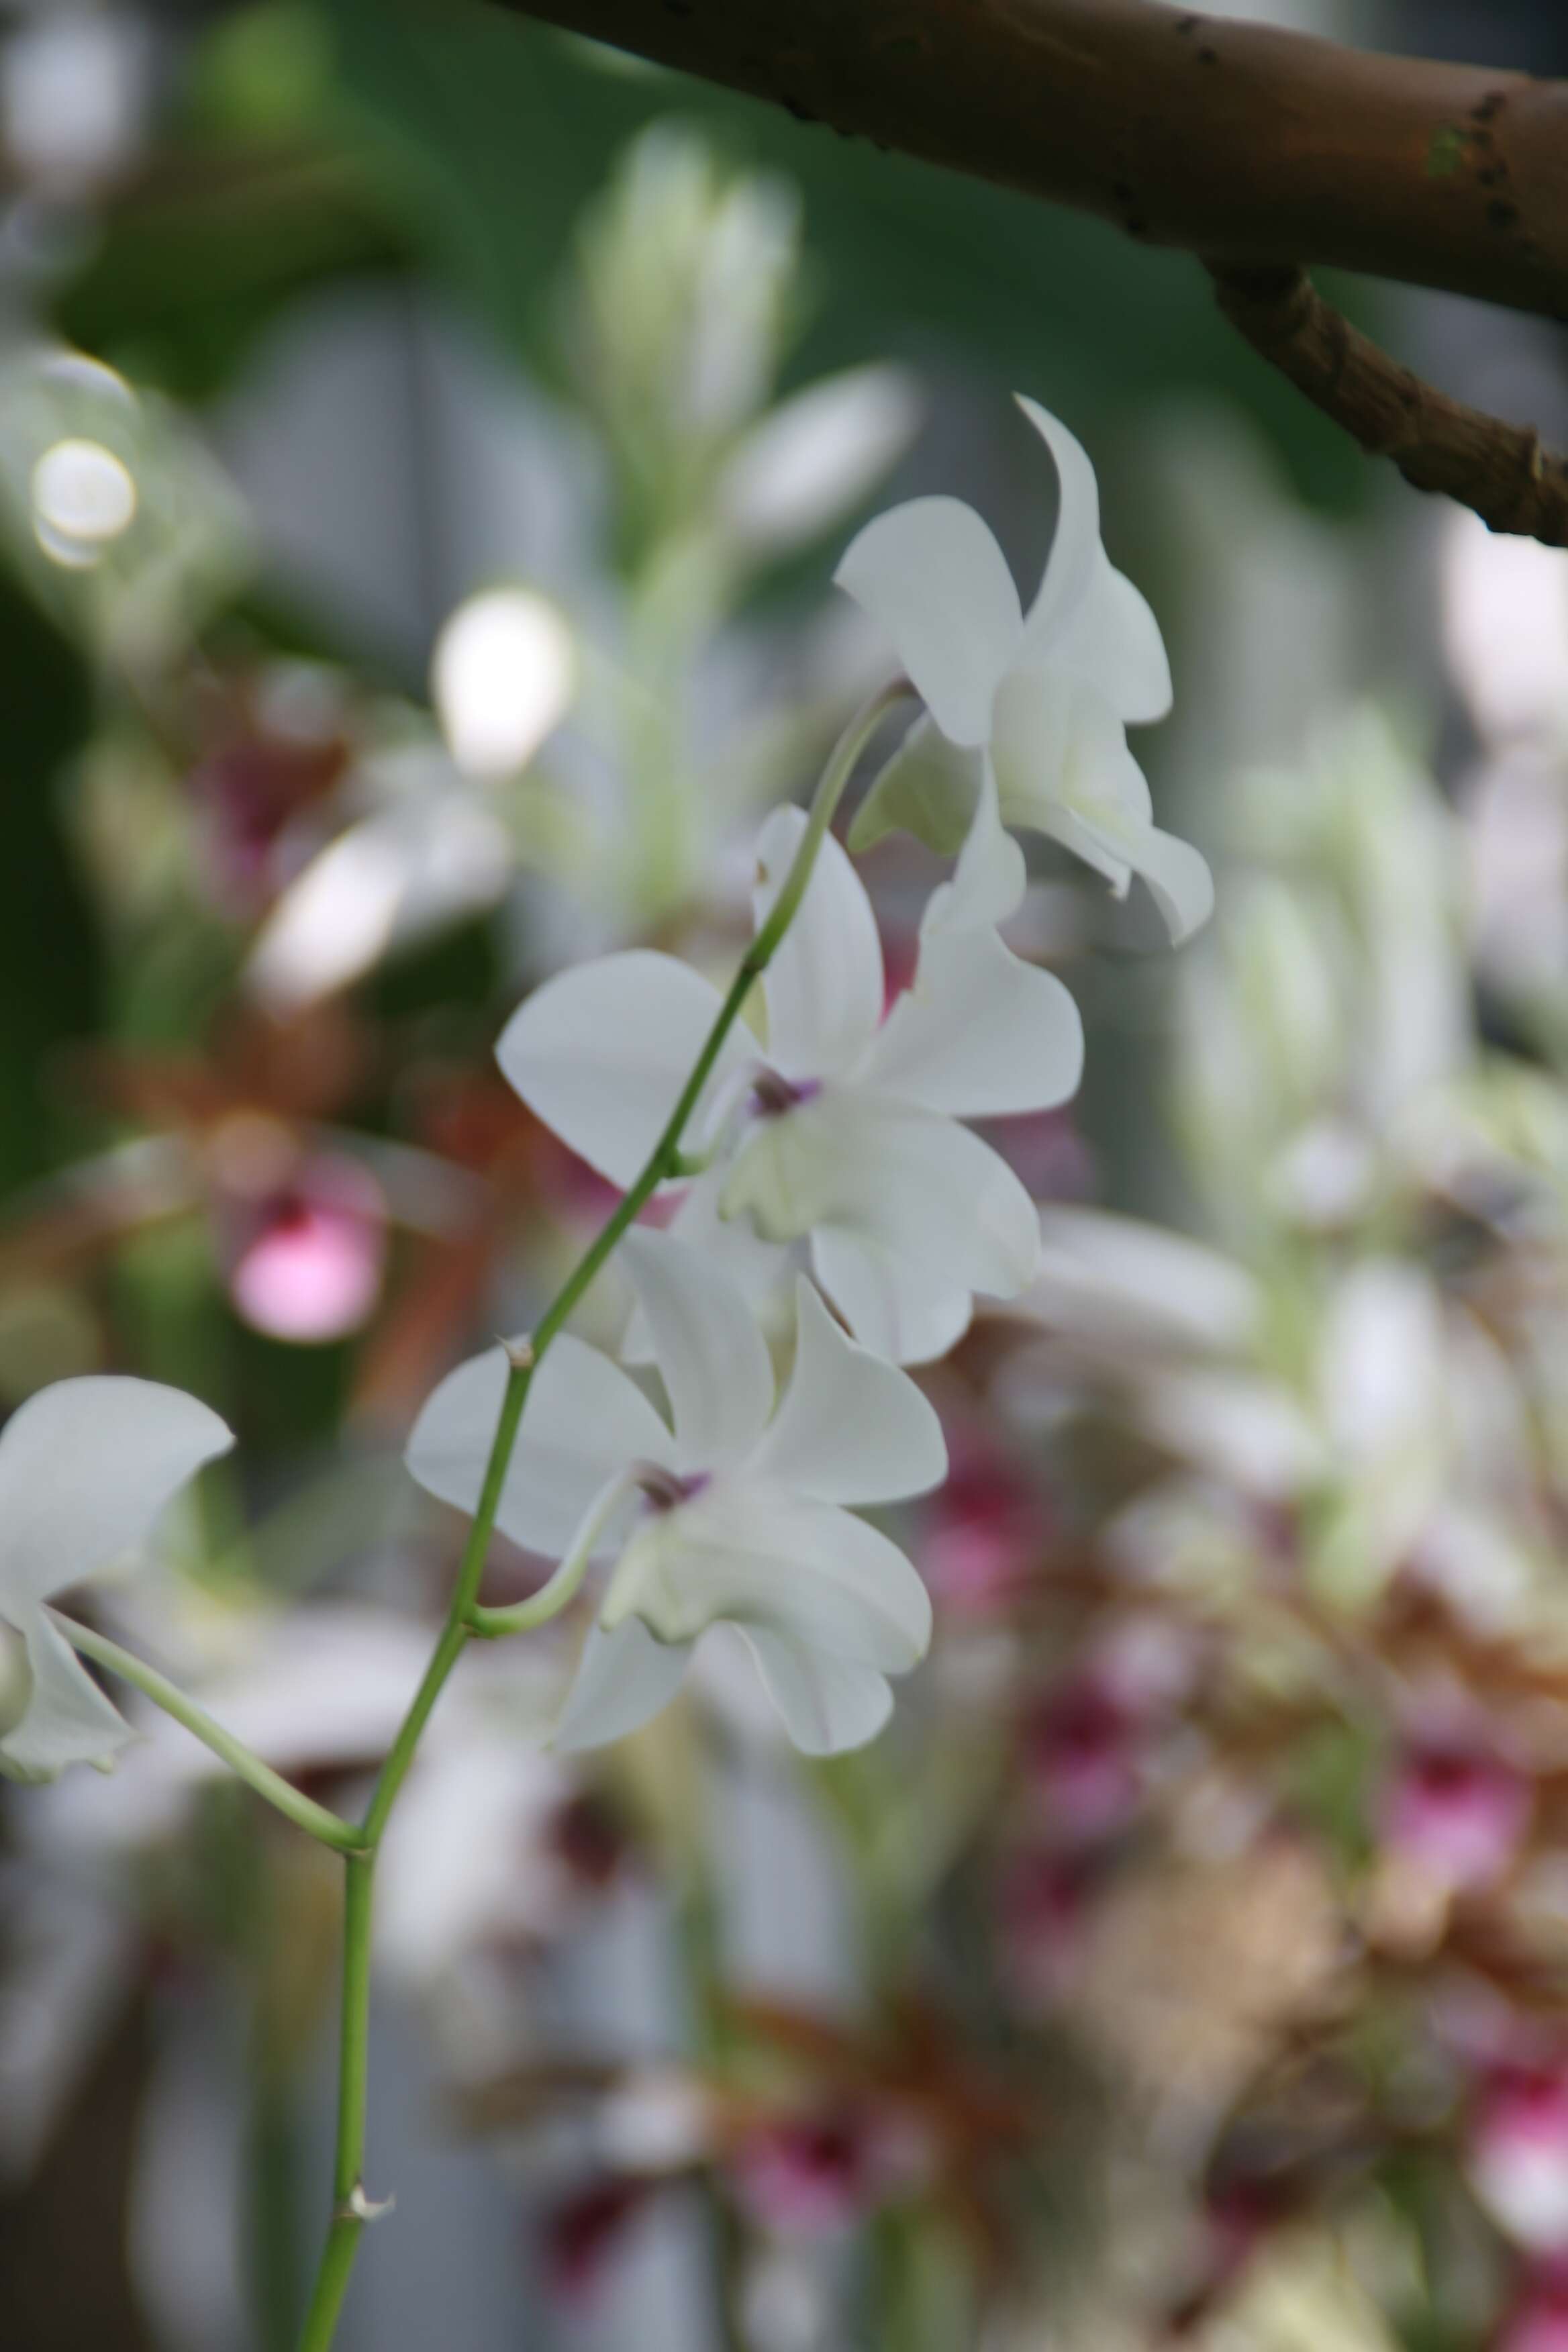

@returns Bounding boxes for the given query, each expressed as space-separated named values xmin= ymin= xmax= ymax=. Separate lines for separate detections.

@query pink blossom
xmin=1497 ymin=2273 xmax=1568 ymax=2352
xmin=1383 ymin=1743 xmax=1532 ymax=1894
xmin=922 ymin=1438 xmax=1046 ymax=1614
xmin=226 ymin=1154 xmax=387 ymax=1343
xmin=730 ymin=2104 xmax=928 ymax=2235
xmin=1022 ymin=1675 xmax=1142 ymax=1843
xmin=544 ymin=2175 xmax=652 ymax=2304
xmin=1472 ymin=2069 xmax=1568 ymax=2252
xmin=997 ymin=1848 xmax=1095 ymax=2004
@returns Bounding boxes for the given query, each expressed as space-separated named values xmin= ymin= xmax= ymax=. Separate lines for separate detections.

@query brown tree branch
xmin=486 ymin=0 xmax=1568 ymax=317
xmin=483 ymin=0 xmax=1568 ymax=540
xmin=1210 ymin=265 xmax=1568 ymax=543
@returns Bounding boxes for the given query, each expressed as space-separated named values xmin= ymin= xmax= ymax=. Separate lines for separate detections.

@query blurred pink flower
xmin=922 ymin=1435 xmax=1047 ymax=1614
xmin=1022 ymin=1675 xmax=1143 ymax=1843
xmin=996 ymin=1848 xmax=1095 ymax=2004
xmin=1383 ymin=1743 xmax=1532 ymax=1895
xmin=226 ymin=1154 xmax=388 ymax=1344
xmin=1498 ymin=2272 xmax=1568 ymax=2352
xmin=544 ymin=2175 xmax=654 ymax=2304
xmin=975 ymin=1106 xmax=1095 ymax=1199
xmin=1473 ymin=2069 xmax=1568 ymax=2252
xmin=730 ymin=2101 xmax=932 ymax=2237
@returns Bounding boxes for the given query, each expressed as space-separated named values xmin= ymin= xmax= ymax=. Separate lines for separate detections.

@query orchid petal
xmin=747 ymin=1278 xmax=946 ymax=1505
xmin=619 ymin=1231 xmax=775 ymax=1473
xmin=624 ymin=1169 xmax=791 ymax=1365
xmin=810 ymin=1228 xmax=976 ymax=1367
xmin=1119 ymin=824 xmax=1214 ymax=945
xmin=870 ymin=928 xmax=1083 ymax=1117
xmin=738 ymin=1628 xmax=896 ymax=1756
xmin=1059 ymin=553 xmax=1173 ymax=724
xmin=604 ymin=1479 xmax=932 ymax=1671
xmin=722 ymin=1094 xmax=1040 ymax=1360
xmin=406 ymin=1340 xmax=672 ymax=1560
xmin=0 ymin=1606 xmax=133 ymax=1783
xmin=496 ymin=952 xmax=752 ymax=1189
xmin=1014 ymin=399 xmax=1171 ymax=723
xmin=847 ymin=716 xmax=983 ymax=858
xmin=835 ymin=495 xmax=1022 ymax=748
xmin=752 ymin=806 xmax=884 ymax=1081
xmin=992 ymin=671 xmax=1149 ymax=839
xmin=1014 ymin=397 xmax=1103 ymax=654
xmin=0 ymin=1377 xmax=232 ymax=1612
xmin=918 ymin=762 xmax=1028 ymax=938
xmin=553 ymin=1617 xmax=690 ymax=1752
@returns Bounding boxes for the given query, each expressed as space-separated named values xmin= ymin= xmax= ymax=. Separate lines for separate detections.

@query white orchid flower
xmin=405 ymin=1231 xmax=944 ymax=1755
xmin=499 ymin=797 xmax=1081 ymax=1363
xmin=836 ymin=395 xmax=1212 ymax=945
xmin=0 ymin=1377 xmax=233 ymax=1782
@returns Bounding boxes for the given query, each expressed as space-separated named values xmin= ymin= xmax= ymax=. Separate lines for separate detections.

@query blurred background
xmin=4 ymin=1 xmax=1568 ymax=2347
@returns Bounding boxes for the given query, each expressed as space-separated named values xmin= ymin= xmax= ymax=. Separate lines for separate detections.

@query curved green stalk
xmin=468 ymin=1463 xmax=638 ymax=1639
xmin=294 ymin=679 xmax=908 ymax=2352
xmin=59 ymin=1618 xmax=365 ymax=1855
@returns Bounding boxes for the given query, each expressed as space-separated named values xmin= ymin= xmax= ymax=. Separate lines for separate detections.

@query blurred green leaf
xmin=0 ymin=577 xmax=101 ymax=1195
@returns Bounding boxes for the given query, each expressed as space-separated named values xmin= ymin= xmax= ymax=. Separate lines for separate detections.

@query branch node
xmin=1208 ymin=260 xmax=1568 ymax=548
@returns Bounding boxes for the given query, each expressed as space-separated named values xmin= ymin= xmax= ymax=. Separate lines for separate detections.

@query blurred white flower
xmin=1442 ymin=505 xmax=1568 ymax=752
xmin=431 ymin=586 xmax=576 ymax=780
xmin=31 ymin=434 xmax=137 ymax=562
xmin=0 ymin=1377 xmax=232 ymax=1781
xmin=716 ymin=364 xmax=922 ymax=559
xmin=0 ymin=347 xmax=250 ymax=662
xmin=838 ymin=395 xmax=1211 ymax=943
xmin=246 ymin=746 xmax=513 ymax=1011
xmin=3 ymin=7 xmax=149 ymax=191
xmin=1471 ymin=2068 xmax=1568 ymax=2253
xmin=1022 ymin=1205 xmax=1261 ymax=1359
xmin=501 ymin=798 xmax=1081 ymax=1362
xmin=407 ymin=1231 xmax=944 ymax=1754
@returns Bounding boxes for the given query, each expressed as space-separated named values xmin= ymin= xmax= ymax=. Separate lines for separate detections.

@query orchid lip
xmin=748 ymin=1071 xmax=822 ymax=1120
xmin=633 ymin=1462 xmax=710 ymax=1514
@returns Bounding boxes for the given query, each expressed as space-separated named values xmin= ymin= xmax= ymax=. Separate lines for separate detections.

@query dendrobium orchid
xmin=405 ymin=1231 xmax=945 ymax=1754
xmin=0 ymin=1377 xmax=233 ymax=1781
xmin=837 ymin=395 xmax=1213 ymax=945
xmin=499 ymin=796 xmax=1082 ymax=1363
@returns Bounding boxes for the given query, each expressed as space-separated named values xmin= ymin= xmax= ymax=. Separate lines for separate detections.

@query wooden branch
xmin=1210 ymin=265 xmax=1568 ymax=544
xmin=484 ymin=0 xmax=1568 ymax=318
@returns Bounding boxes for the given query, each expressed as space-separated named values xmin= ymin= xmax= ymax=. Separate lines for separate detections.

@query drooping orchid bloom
xmin=406 ymin=1231 xmax=945 ymax=1754
xmin=499 ymin=794 xmax=1081 ymax=1363
xmin=837 ymin=395 xmax=1212 ymax=945
xmin=0 ymin=1377 xmax=233 ymax=1781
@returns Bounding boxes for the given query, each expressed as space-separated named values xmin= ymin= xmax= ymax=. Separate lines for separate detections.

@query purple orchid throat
xmin=749 ymin=1070 xmax=822 ymax=1119
xmin=634 ymin=1463 xmax=711 ymax=1513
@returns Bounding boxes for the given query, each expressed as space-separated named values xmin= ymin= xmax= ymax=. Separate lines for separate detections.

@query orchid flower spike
xmin=500 ymin=794 xmax=1081 ymax=1365
xmin=0 ymin=1377 xmax=234 ymax=1782
xmin=405 ymin=1232 xmax=945 ymax=1755
xmin=836 ymin=394 xmax=1213 ymax=946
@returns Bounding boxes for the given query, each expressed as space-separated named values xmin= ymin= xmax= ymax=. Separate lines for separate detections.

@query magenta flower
xmin=1498 ymin=2273 xmax=1568 ymax=2352
xmin=543 ymin=2176 xmax=653 ymax=2304
xmin=1473 ymin=2069 xmax=1568 ymax=2252
xmin=226 ymin=1154 xmax=388 ymax=1344
xmin=1383 ymin=1741 xmax=1532 ymax=1895
xmin=997 ymin=1848 xmax=1096 ymax=2004
xmin=730 ymin=2103 xmax=928 ymax=2235
xmin=1022 ymin=1676 xmax=1144 ymax=1845
xmin=922 ymin=1436 xmax=1047 ymax=1614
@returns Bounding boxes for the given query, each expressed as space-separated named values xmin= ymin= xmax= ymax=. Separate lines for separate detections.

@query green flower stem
xmin=58 ymin=1618 xmax=365 ymax=1855
xmin=468 ymin=1463 xmax=640 ymax=1639
xmin=295 ymin=677 xmax=908 ymax=2352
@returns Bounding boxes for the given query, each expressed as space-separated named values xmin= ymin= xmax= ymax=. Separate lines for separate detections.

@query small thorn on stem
xmin=500 ymin=1334 xmax=536 ymax=1371
xmin=340 ymin=2182 xmax=396 ymax=2224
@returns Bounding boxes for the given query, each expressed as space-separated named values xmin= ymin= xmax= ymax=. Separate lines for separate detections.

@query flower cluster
xmin=0 ymin=392 xmax=1204 ymax=1781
